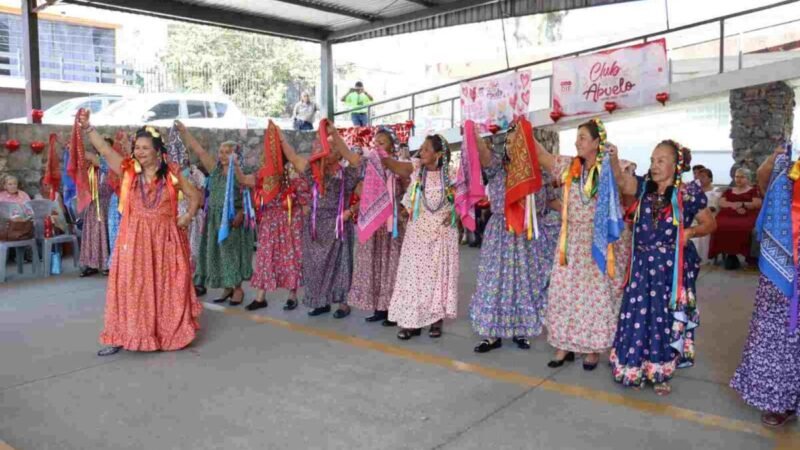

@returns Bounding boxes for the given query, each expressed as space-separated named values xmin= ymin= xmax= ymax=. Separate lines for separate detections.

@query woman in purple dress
xmin=730 ymin=145 xmax=800 ymax=427
xmin=469 ymin=126 xmax=560 ymax=353
xmin=609 ymin=140 xmax=716 ymax=395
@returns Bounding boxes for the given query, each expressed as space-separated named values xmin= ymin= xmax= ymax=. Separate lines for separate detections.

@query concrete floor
xmin=0 ymin=248 xmax=798 ymax=450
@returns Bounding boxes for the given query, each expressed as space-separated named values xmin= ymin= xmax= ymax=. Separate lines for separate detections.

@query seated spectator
xmin=709 ymin=168 xmax=762 ymax=269
xmin=692 ymin=164 xmax=706 ymax=181
xmin=692 ymin=168 xmax=721 ymax=264
xmin=0 ymin=175 xmax=32 ymax=211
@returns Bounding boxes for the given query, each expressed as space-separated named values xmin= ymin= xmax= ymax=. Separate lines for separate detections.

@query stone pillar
xmin=729 ymin=82 xmax=795 ymax=181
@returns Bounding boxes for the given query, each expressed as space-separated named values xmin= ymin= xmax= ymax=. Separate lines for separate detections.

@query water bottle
xmin=51 ymin=249 xmax=61 ymax=275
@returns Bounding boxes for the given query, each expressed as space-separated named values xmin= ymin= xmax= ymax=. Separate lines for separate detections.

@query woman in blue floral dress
xmin=609 ymin=140 xmax=716 ymax=395
xmin=470 ymin=128 xmax=560 ymax=353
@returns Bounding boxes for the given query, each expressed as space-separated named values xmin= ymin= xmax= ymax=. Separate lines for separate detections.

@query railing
xmin=0 ymin=49 xmax=135 ymax=84
xmin=334 ymin=0 xmax=800 ymax=133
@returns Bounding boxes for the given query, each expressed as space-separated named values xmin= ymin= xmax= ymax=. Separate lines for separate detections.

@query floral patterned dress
xmin=610 ymin=179 xmax=706 ymax=387
xmin=730 ymin=275 xmax=800 ymax=413
xmin=301 ymin=166 xmax=359 ymax=308
xmin=388 ymin=160 xmax=459 ymax=329
xmin=251 ymin=176 xmax=310 ymax=292
xmin=545 ymin=156 xmax=630 ymax=353
xmin=348 ymin=171 xmax=409 ymax=313
xmin=470 ymin=154 xmax=560 ymax=338
xmin=100 ymin=160 xmax=201 ymax=351
xmin=79 ymin=162 xmax=112 ymax=271
xmin=193 ymin=166 xmax=255 ymax=288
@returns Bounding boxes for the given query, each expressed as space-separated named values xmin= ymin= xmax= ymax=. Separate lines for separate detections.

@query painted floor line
xmin=207 ymin=303 xmax=798 ymax=447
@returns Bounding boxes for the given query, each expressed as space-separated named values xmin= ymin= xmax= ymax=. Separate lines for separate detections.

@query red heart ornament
xmin=488 ymin=124 xmax=501 ymax=135
xmin=549 ymin=111 xmax=563 ymax=123
xmin=604 ymin=101 xmax=618 ymax=114
xmin=4 ymin=139 xmax=20 ymax=152
xmin=470 ymin=87 xmax=477 ymax=103
xmin=521 ymin=91 xmax=530 ymax=106
xmin=30 ymin=140 xmax=46 ymax=153
xmin=31 ymin=109 xmax=44 ymax=124
xmin=656 ymin=92 xmax=670 ymax=105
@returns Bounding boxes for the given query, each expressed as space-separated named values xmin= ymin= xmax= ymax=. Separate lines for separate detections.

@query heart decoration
xmin=4 ymin=139 xmax=20 ymax=152
xmin=31 ymin=109 xmax=44 ymax=124
xmin=521 ymin=91 xmax=530 ymax=106
xmin=656 ymin=92 xmax=670 ymax=106
xmin=519 ymin=72 xmax=531 ymax=87
xmin=488 ymin=124 xmax=501 ymax=135
xmin=469 ymin=87 xmax=477 ymax=103
xmin=509 ymin=94 xmax=518 ymax=109
xmin=549 ymin=111 xmax=564 ymax=123
xmin=30 ymin=140 xmax=46 ymax=153
xmin=604 ymin=101 xmax=618 ymax=114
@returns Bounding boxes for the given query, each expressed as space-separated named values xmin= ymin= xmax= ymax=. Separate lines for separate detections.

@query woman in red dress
xmin=709 ymin=168 xmax=762 ymax=269
xmin=78 ymin=111 xmax=204 ymax=356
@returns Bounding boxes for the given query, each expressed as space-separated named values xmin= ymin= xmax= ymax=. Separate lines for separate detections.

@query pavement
xmin=0 ymin=248 xmax=797 ymax=450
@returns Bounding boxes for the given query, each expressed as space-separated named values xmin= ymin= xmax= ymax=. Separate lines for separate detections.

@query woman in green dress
xmin=177 ymin=121 xmax=254 ymax=305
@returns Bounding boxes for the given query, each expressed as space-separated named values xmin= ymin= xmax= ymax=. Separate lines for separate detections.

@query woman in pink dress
xmin=386 ymin=135 xmax=459 ymax=340
xmin=78 ymin=111 xmax=204 ymax=356
xmin=0 ymin=175 xmax=32 ymax=206
xmin=234 ymin=130 xmax=310 ymax=311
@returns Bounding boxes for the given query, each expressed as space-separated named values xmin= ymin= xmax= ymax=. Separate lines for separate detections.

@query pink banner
xmin=460 ymin=71 xmax=531 ymax=132
xmin=552 ymin=39 xmax=668 ymax=117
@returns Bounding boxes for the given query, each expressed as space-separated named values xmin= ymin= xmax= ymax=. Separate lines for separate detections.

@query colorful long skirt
xmin=193 ymin=204 xmax=255 ymax=288
xmin=301 ymin=211 xmax=354 ymax=308
xmin=730 ymin=275 xmax=800 ymax=413
xmin=106 ymin=193 xmax=121 ymax=266
xmin=79 ymin=185 xmax=112 ymax=271
xmin=469 ymin=212 xmax=558 ymax=338
xmin=348 ymin=222 xmax=405 ymax=312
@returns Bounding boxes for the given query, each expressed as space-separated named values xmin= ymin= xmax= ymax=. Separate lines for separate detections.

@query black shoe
xmin=212 ymin=291 xmax=233 ymax=304
xmin=245 ymin=300 xmax=268 ymax=311
xmin=333 ymin=307 xmax=351 ymax=319
xmin=583 ymin=356 xmax=599 ymax=371
xmin=194 ymin=285 xmax=207 ymax=297
xmin=512 ymin=336 xmax=531 ymax=350
xmin=547 ymin=351 xmax=576 ymax=368
xmin=397 ymin=328 xmax=421 ymax=340
xmin=381 ymin=319 xmax=397 ymax=327
xmin=283 ymin=299 xmax=298 ymax=311
xmin=97 ymin=346 xmax=123 ymax=357
xmin=308 ymin=305 xmax=331 ymax=316
xmin=365 ymin=310 xmax=388 ymax=322
xmin=79 ymin=268 xmax=98 ymax=278
xmin=474 ymin=338 xmax=502 ymax=353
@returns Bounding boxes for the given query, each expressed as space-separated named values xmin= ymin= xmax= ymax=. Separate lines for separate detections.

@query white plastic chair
xmin=0 ymin=201 xmax=40 ymax=282
xmin=26 ymin=199 xmax=80 ymax=277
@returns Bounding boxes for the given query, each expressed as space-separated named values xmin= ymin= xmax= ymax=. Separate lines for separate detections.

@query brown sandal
xmin=429 ymin=320 xmax=443 ymax=338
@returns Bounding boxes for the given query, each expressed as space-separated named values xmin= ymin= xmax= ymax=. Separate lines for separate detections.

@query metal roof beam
xmin=274 ymin=0 xmax=377 ymax=22
xmin=404 ymin=0 xmax=437 ymax=7
xmin=326 ymin=0 xmax=498 ymax=42
xmin=63 ymin=0 xmax=328 ymax=41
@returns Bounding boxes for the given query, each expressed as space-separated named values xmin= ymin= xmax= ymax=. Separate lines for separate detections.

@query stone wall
xmin=729 ymin=82 xmax=795 ymax=180
xmin=0 ymin=123 xmax=318 ymax=198
xmin=0 ymin=122 xmax=560 ymax=198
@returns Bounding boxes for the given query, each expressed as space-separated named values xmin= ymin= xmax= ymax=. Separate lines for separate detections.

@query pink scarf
xmin=357 ymin=147 xmax=395 ymax=243
xmin=454 ymin=120 xmax=486 ymax=231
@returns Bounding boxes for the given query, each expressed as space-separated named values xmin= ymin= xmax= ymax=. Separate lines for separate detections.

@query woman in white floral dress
xmin=386 ymin=135 xmax=459 ymax=340
xmin=536 ymin=120 xmax=630 ymax=370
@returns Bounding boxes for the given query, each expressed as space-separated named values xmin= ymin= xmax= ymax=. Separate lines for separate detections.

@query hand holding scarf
xmin=454 ymin=120 xmax=486 ymax=232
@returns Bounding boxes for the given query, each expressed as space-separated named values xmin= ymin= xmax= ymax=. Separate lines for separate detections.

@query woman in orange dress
xmin=78 ymin=110 xmax=204 ymax=356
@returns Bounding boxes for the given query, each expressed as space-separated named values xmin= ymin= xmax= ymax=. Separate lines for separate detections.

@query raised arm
xmin=535 ymin=136 xmax=556 ymax=174
xmin=77 ymin=109 xmax=123 ymax=175
xmin=381 ymin=158 xmax=413 ymax=178
xmin=279 ymin=128 xmax=309 ymax=173
xmin=606 ymin=143 xmax=637 ymax=196
xmin=327 ymin=122 xmax=360 ymax=167
xmin=175 ymin=120 xmax=216 ymax=174
xmin=233 ymin=158 xmax=256 ymax=188
xmin=756 ymin=145 xmax=784 ymax=193
xmin=685 ymin=208 xmax=716 ymax=242
xmin=476 ymin=128 xmax=493 ymax=168
xmin=341 ymin=88 xmax=352 ymax=103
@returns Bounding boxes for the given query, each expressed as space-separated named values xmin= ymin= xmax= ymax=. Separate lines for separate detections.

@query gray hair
xmin=3 ymin=174 xmax=19 ymax=185
xmin=735 ymin=167 xmax=752 ymax=180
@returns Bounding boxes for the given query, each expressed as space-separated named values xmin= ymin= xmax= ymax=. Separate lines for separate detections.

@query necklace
xmin=139 ymin=176 xmax=165 ymax=210
xmin=649 ymin=192 xmax=669 ymax=229
xmin=578 ymin=165 xmax=593 ymax=205
xmin=420 ymin=168 xmax=447 ymax=213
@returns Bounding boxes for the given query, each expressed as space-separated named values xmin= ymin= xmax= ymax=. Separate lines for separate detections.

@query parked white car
xmin=3 ymin=95 xmax=122 ymax=125
xmin=91 ymin=94 xmax=247 ymax=129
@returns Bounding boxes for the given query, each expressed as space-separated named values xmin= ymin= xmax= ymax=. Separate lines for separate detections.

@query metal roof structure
xmin=62 ymin=0 xmax=640 ymax=43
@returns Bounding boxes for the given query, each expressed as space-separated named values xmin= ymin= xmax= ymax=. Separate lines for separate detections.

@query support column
xmin=729 ymin=82 xmax=795 ymax=181
xmin=320 ymin=40 xmax=335 ymax=121
xmin=21 ymin=0 xmax=41 ymax=121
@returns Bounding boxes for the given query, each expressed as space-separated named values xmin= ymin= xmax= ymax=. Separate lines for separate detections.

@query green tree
xmin=163 ymin=23 xmax=320 ymax=117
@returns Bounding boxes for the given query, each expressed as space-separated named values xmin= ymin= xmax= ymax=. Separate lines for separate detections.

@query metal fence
xmin=334 ymin=0 xmax=800 ymax=133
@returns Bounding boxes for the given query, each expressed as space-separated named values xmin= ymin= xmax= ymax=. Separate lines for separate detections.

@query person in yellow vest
xmin=341 ymin=81 xmax=373 ymax=127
